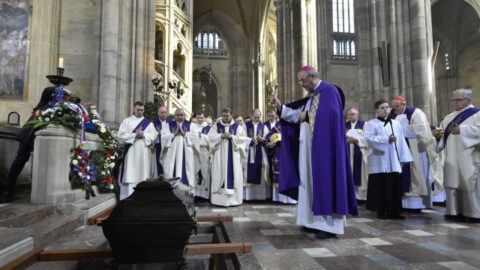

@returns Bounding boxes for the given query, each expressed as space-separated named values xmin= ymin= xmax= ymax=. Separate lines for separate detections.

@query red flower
xmin=106 ymin=151 xmax=112 ymax=158
xmin=84 ymin=102 xmax=93 ymax=106
xmin=112 ymin=178 xmax=116 ymax=184
xmin=76 ymin=148 xmax=82 ymax=154
xmin=104 ymin=176 xmax=111 ymax=183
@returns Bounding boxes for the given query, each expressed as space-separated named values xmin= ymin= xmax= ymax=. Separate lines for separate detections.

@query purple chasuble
xmin=169 ymin=121 xmax=191 ymax=186
xmin=152 ymin=117 xmax=173 ymax=175
xmin=216 ymin=122 xmax=239 ymax=190
xmin=120 ymin=117 xmax=151 ymax=183
xmin=246 ymin=121 xmax=265 ymax=184
xmin=346 ymin=120 xmax=365 ymax=186
xmin=280 ymin=81 xmax=358 ymax=216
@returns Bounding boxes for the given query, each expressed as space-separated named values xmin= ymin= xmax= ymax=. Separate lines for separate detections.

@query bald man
xmin=160 ymin=108 xmax=196 ymax=192
xmin=151 ymin=105 xmax=173 ymax=178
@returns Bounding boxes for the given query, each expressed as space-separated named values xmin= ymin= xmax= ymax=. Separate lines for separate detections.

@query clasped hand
xmin=221 ymin=132 xmax=232 ymax=139
xmin=389 ymin=134 xmax=397 ymax=143
xmin=174 ymin=126 xmax=185 ymax=136
xmin=135 ymin=129 xmax=144 ymax=139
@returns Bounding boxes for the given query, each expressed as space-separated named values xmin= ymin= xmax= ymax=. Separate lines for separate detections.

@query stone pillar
xmin=315 ymin=0 xmax=328 ymax=80
xmin=97 ymin=0 xmax=119 ymax=127
xmin=409 ymin=0 xmax=431 ymax=118
xmin=356 ymin=0 xmax=373 ymax=119
xmin=31 ymin=126 xmax=102 ymax=204
xmin=27 ymin=0 xmax=62 ymax=111
xmin=305 ymin=0 xmax=318 ymax=68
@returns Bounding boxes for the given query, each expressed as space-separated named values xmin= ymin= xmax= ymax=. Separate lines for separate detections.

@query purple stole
xmin=216 ymin=122 xmax=239 ymax=190
xmin=443 ymin=107 xmax=480 ymax=145
xmin=265 ymin=125 xmax=281 ymax=187
xmin=202 ymin=125 xmax=211 ymax=134
xmin=346 ymin=120 xmax=365 ymax=186
xmin=152 ymin=118 xmax=173 ymax=175
xmin=279 ymin=81 xmax=358 ymax=216
xmin=169 ymin=121 xmax=191 ymax=186
xmin=120 ymin=117 xmax=151 ymax=183
xmin=246 ymin=121 xmax=265 ymax=184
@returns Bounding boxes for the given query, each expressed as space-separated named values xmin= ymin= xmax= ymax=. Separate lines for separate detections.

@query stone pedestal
xmin=31 ymin=125 xmax=102 ymax=204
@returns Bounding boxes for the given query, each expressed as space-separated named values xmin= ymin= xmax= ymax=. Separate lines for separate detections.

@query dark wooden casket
xmin=100 ymin=179 xmax=196 ymax=264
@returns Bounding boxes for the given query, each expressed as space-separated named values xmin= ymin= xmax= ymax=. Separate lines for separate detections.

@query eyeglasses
xmin=298 ymin=75 xmax=311 ymax=85
xmin=451 ymin=98 xmax=467 ymax=103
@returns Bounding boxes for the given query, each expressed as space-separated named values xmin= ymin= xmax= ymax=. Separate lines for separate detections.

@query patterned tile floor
xmin=196 ymin=201 xmax=480 ymax=270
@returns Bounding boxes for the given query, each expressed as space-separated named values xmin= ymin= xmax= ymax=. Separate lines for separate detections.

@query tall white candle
xmin=58 ymin=57 xmax=64 ymax=68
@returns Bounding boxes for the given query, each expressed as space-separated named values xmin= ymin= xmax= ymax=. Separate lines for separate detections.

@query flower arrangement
xmin=26 ymin=105 xmax=82 ymax=130
xmin=70 ymin=147 xmax=96 ymax=193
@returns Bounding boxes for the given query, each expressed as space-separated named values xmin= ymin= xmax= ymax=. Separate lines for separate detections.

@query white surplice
xmin=117 ymin=115 xmax=157 ymax=200
xmin=208 ymin=120 xmax=248 ymax=206
xmin=281 ymin=97 xmax=346 ymax=235
xmin=160 ymin=121 xmax=196 ymax=192
xmin=190 ymin=122 xmax=211 ymax=199
xmin=364 ymin=118 xmax=413 ymax=174
xmin=437 ymin=105 xmax=480 ymax=218
xmin=346 ymin=122 xmax=369 ymax=200
xmin=243 ymin=122 xmax=271 ymax=200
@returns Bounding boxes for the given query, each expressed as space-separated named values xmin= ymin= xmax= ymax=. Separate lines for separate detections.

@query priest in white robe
xmin=160 ymin=108 xmax=196 ymax=192
xmin=391 ymin=96 xmax=438 ymax=210
xmin=365 ymin=99 xmax=413 ymax=219
xmin=151 ymin=104 xmax=173 ymax=178
xmin=345 ymin=107 xmax=368 ymax=201
xmin=243 ymin=109 xmax=271 ymax=200
xmin=190 ymin=112 xmax=211 ymax=199
xmin=117 ymin=102 xmax=157 ymax=200
xmin=271 ymin=66 xmax=358 ymax=239
xmin=208 ymin=107 xmax=248 ymax=206
xmin=265 ymin=109 xmax=297 ymax=204
xmin=435 ymin=88 xmax=480 ymax=221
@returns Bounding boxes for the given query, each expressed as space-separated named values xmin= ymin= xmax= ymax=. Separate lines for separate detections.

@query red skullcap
xmin=300 ymin=65 xmax=315 ymax=71
xmin=393 ymin=96 xmax=405 ymax=101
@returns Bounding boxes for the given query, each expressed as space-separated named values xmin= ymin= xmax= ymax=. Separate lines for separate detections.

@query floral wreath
xmin=26 ymin=89 xmax=120 ymax=198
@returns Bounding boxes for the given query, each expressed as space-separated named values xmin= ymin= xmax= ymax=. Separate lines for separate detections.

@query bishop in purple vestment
xmin=271 ymin=66 xmax=357 ymax=239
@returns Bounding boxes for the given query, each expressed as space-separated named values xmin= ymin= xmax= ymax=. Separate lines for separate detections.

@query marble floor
xmin=196 ymin=201 xmax=480 ymax=270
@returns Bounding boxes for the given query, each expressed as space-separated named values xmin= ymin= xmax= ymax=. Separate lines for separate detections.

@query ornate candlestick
xmin=46 ymin=67 xmax=73 ymax=86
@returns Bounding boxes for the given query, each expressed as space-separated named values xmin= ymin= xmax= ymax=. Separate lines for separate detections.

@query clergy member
xmin=434 ymin=88 xmax=480 ymax=221
xmin=117 ymin=101 xmax=157 ymax=200
xmin=365 ymin=99 xmax=413 ymax=219
xmin=191 ymin=112 xmax=211 ymax=199
xmin=151 ymin=105 xmax=173 ymax=178
xmin=345 ymin=107 xmax=369 ymax=201
xmin=271 ymin=66 xmax=358 ymax=239
xmin=391 ymin=96 xmax=439 ymax=210
xmin=244 ymin=109 xmax=271 ymax=200
xmin=208 ymin=107 xmax=248 ymax=206
xmin=161 ymin=108 xmax=196 ymax=192
xmin=265 ymin=116 xmax=297 ymax=204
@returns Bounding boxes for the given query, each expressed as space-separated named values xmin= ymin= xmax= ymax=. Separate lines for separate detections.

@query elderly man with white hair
xmin=345 ymin=107 xmax=368 ymax=201
xmin=243 ymin=109 xmax=271 ymax=200
xmin=435 ymin=88 xmax=480 ymax=222
xmin=160 ymin=108 xmax=196 ymax=192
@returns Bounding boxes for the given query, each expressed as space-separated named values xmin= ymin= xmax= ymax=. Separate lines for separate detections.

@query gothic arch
xmin=432 ymin=0 xmax=480 ymax=18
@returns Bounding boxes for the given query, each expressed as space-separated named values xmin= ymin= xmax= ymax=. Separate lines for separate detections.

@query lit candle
xmin=58 ymin=57 xmax=64 ymax=68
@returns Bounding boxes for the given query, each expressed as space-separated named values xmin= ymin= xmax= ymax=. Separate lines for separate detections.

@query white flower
xmin=78 ymin=172 xmax=83 ymax=177
xmin=38 ymin=117 xmax=42 ymax=121
xmin=45 ymin=117 xmax=50 ymax=121
xmin=72 ymin=160 xmax=78 ymax=166
xmin=87 ymin=175 xmax=90 ymax=180
xmin=77 ymin=156 xmax=81 ymax=160
xmin=86 ymin=166 xmax=90 ymax=172
xmin=109 ymin=163 xmax=115 ymax=168
xmin=109 ymin=184 xmax=114 ymax=189
xmin=101 ymin=171 xmax=106 ymax=175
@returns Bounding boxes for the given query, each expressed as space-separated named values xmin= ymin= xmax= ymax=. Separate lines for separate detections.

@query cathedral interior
xmin=0 ymin=0 xmax=480 ymax=269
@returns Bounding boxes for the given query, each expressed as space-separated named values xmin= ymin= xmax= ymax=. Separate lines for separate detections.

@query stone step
xmin=0 ymin=202 xmax=54 ymax=227
xmin=28 ymin=213 xmax=83 ymax=248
